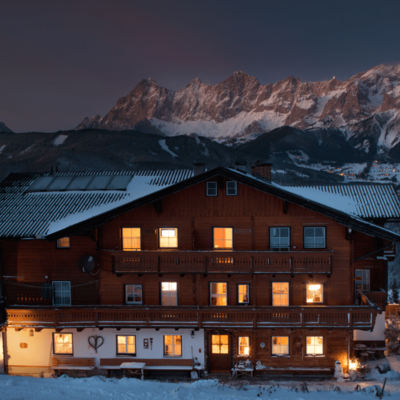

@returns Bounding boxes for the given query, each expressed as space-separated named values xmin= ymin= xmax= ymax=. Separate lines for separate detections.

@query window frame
xmin=56 ymin=237 xmax=70 ymax=249
xmin=237 ymin=336 xmax=250 ymax=357
xmin=213 ymin=227 xmax=234 ymax=250
xmin=303 ymin=226 xmax=327 ymax=249
xmin=305 ymin=336 xmax=324 ymax=356
xmin=125 ymin=284 xmax=143 ymax=305
xmin=306 ymin=283 xmax=324 ymax=304
xmin=121 ymin=227 xmax=142 ymax=251
xmin=226 ymin=181 xmax=238 ymax=196
xmin=210 ymin=281 xmax=228 ymax=306
xmin=354 ymin=269 xmax=371 ymax=304
xmin=158 ymin=227 xmax=179 ymax=249
xmin=206 ymin=181 xmax=218 ymax=197
xmin=52 ymin=332 xmax=73 ymax=355
xmin=211 ymin=334 xmax=229 ymax=354
xmin=161 ymin=282 xmax=178 ymax=306
xmin=116 ymin=335 xmax=137 ymax=356
xmin=237 ymin=284 xmax=250 ymax=305
xmin=269 ymin=227 xmax=291 ymax=251
xmin=52 ymin=281 xmax=71 ymax=306
xmin=272 ymin=281 xmax=290 ymax=307
xmin=163 ymin=334 xmax=182 ymax=357
xmin=271 ymin=336 xmax=290 ymax=357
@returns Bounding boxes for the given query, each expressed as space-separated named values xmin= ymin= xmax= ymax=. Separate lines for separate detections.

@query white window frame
xmin=306 ymin=336 xmax=324 ymax=356
xmin=52 ymin=281 xmax=71 ymax=306
xmin=210 ymin=282 xmax=228 ymax=306
xmin=272 ymin=282 xmax=289 ymax=306
xmin=116 ymin=335 xmax=136 ymax=355
xmin=159 ymin=228 xmax=178 ymax=248
xmin=271 ymin=336 xmax=289 ymax=356
xmin=206 ymin=181 xmax=218 ymax=197
xmin=226 ymin=181 xmax=237 ymax=196
xmin=304 ymin=227 xmax=326 ymax=249
xmin=125 ymin=284 xmax=143 ymax=304
xmin=164 ymin=335 xmax=182 ymax=357
xmin=56 ymin=237 xmax=70 ymax=248
xmin=270 ymin=227 xmax=290 ymax=250
xmin=161 ymin=282 xmax=178 ymax=305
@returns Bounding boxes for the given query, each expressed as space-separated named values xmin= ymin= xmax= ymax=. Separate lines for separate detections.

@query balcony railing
xmin=360 ymin=290 xmax=387 ymax=308
xmin=107 ymin=250 xmax=333 ymax=275
xmin=6 ymin=305 xmax=377 ymax=330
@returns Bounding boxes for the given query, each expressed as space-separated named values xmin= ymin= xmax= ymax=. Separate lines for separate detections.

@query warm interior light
xmin=308 ymin=284 xmax=321 ymax=291
xmin=349 ymin=359 xmax=359 ymax=371
xmin=244 ymin=347 xmax=250 ymax=356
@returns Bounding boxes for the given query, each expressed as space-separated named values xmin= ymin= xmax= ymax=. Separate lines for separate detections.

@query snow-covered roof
xmin=0 ymin=170 xmax=193 ymax=238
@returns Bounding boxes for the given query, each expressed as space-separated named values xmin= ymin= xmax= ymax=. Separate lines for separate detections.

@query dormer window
xmin=226 ymin=181 xmax=237 ymax=196
xmin=206 ymin=182 xmax=218 ymax=196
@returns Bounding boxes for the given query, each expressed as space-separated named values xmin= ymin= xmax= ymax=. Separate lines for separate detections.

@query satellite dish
xmin=79 ymin=255 xmax=96 ymax=273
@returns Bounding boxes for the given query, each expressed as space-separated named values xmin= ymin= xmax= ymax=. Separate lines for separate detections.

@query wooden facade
xmin=0 ymin=170 xmax=396 ymax=376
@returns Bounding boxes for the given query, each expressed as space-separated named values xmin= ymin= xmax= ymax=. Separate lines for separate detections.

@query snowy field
xmin=1 ymin=371 xmax=400 ymax=400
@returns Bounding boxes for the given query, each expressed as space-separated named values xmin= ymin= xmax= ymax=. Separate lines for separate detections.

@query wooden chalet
xmin=0 ymin=163 xmax=399 ymax=377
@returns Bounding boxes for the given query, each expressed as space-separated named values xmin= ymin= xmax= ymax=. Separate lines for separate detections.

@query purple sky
xmin=2 ymin=0 xmax=400 ymax=133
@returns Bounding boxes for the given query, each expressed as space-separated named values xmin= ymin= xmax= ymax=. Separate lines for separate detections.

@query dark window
xmin=52 ymin=281 xmax=71 ymax=306
xmin=207 ymin=182 xmax=218 ymax=196
xmin=125 ymin=284 xmax=143 ymax=304
xmin=226 ymin=181 xmax=237 ymax=196
xmin=304 ymin=227 xmax=326 ymax=248
xmin=270 ymin=227 xmax=290 ymax=250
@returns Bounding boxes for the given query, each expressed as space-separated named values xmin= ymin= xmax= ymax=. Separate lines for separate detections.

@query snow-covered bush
xmin=384 ymin=312 xmax=400 ymax=354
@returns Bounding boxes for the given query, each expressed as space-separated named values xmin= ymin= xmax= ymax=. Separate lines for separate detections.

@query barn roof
xmin=0 ymin=168 xmax=399 ymax=241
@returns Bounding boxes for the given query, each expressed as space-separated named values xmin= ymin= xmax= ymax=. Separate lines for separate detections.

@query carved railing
xmin=6 ymin=305 xmax=377 ymax=330
xmin=110 ymin=251 xmax=333 ymax=275
xmin=363 ymin=291 xmax=387 ymax=307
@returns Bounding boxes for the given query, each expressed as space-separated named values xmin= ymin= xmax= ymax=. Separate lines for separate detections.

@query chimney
xmin=193 ymin=162 xmax=205 ymax=177
xmin=251 ymin=163 xmax=273 ymax=182
xmin=234 ymin=160 xmax=247 ymax=173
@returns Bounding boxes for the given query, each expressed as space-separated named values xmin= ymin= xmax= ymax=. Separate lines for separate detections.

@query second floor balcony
xmin=104 ymin=250 xmax=334 ymax=275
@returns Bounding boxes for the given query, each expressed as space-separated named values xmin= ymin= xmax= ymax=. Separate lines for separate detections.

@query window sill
xmin=305 ymin=355 xmax=325 ymax=358
xmin=271 ymin=355 xmax=290 ymax=358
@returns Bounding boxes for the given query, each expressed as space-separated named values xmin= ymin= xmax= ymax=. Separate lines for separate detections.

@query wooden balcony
xmin=6 ymin=305 xmax=377 ymax=330
xmin=360 ymin=290 xmax=387 ymax=308
xmin=108 ymin=250 xmax=333 ymax=275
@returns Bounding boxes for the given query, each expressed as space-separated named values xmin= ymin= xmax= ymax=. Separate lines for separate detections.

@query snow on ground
xmin=53 ymin=134 xmax=68 ymax=146
xmin=158 ymin=139 xmax=178 ymax=158
xmin=0 ymin=371 xmax=399 ymax=400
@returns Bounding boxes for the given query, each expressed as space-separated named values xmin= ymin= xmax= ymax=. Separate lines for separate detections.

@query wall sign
xmin=143 ymin=339 xmax=149 ymax=349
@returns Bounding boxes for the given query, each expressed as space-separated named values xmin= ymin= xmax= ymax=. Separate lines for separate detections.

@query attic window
xmin=57 ymin=237 xmax=70 ymax=248
xmin=226 ymin=181 xmax=237 ymax=196
xmin=207 ymin=182 xmax=218 ymax=196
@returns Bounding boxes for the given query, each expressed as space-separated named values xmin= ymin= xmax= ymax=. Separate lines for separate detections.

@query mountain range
xmin=77 ymin=64 xmax=400 ymax=157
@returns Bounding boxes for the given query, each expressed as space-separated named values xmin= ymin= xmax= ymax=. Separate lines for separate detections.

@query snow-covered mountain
xmin=0 ymin=122 xmax=13 ymax=133
xmin=77 ymin=64 xmax=400 ymax=153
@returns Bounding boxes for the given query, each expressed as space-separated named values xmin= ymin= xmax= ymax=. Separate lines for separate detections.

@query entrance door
xmin=208 ymin=334 xmax=231 ymax=372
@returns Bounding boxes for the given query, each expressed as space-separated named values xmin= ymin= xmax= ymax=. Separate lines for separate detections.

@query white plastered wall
xmin=354 ymin=312 xmax=386 ymax=341
xmin=5 ymin=327 xmax=205 ymax=371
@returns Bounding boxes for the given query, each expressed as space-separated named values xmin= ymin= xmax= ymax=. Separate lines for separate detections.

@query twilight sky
xmin=2 ymin=0 xmax=400 ymax=133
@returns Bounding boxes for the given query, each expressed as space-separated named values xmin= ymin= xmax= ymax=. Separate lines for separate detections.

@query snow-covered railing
xmin=361 ymin=290 xmax=387 ymax=308
xmin=6 ymin=305 xmax=377 ymax=330
xmin=110 ymin=250 xmax=333 ymax=275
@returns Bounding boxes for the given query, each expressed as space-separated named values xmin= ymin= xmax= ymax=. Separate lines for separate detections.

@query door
xmin=355 ymin=269 xmax=370 ymax=304
xmin=208 ymin=334 xmax=231 ymax=373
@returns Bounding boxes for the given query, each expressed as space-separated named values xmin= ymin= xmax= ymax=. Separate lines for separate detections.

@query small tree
xmin=385 ymin=312 xmax=400 ymax=354
xmin=391 ymin=278 xmax=399 ymax=304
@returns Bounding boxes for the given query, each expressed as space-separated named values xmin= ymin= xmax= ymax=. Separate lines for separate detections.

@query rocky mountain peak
xmin=0 ymin=122 xmax=13 ymax=133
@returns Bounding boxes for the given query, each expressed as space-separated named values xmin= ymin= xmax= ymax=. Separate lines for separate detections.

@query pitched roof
xmin=0 ymin=168 xmax=400 ymax=242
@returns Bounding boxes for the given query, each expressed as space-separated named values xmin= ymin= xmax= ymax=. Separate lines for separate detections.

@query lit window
xmin=125 ymin=284 xmax=142 ymax=304
xmin=122 ymin=228 xmax=141 ymax=251
xmin=304 ymin=227 xmax=326 ymax=248
xmin=210 ymin=282 xmax=227 ymax=306
xmin=226 ymin=181 xmax=237 ymax=196
xmin=306 ymin=283 xmax=323 ymax=303
xmin=270 ymin=227 xmax=290 ymax=250
xmin=238 ymin=336 xmax=250 ymax=356
xmin=53 ymin=333 xmax=73 ymax=354
xmin=117 ymin=335 xmax=136 ymax=355
xmin=271 ymin=336 xmax=289 ymax=356
xmin=238 ymin=284 xmax=249 ymax=304
xmin=161 ymin=282 xmax=177 ymax=305
xmin=164 ymin=335 xmax=182 ymax=356
xmin=211 ymin=334 xmax=229 ymax=354
xmin=272 ymin=282 xmax=289 ymax=306
xmin=207 ymin=182 xmax=218 ymax=196
xmin=52 ymin=281 xmax=71 ymax=306
xmin=213 ymin=227 xmax=233 ymax=249
xmin=159 ymin=228 xmax=178 ymax=248
xmin=57 ymin=237 xmax=70 ymax=248
xmin=306 ymin=336 xmax=324 ymax=355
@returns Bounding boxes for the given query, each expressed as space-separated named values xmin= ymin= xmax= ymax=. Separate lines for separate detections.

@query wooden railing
xmin=364 ymin=291 xmax=387 ymax=307
xmin=110 ymin=250 xmax=333 ymax=275
xmin=6 ymin=305 xmax=377 ymax=330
